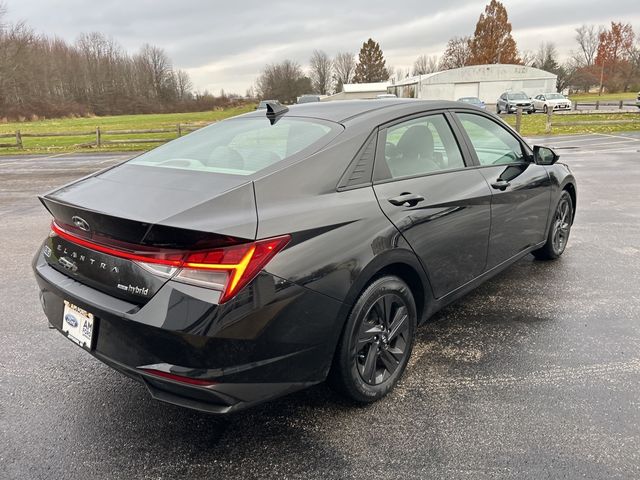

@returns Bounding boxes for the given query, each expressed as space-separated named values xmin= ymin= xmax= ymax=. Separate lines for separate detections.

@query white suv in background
xmin=532 ymin=93 xmax=572 ymax=113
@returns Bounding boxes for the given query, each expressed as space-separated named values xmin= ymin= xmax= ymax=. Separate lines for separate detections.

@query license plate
xmin=62 ymin=300 xmax=94 ymax=349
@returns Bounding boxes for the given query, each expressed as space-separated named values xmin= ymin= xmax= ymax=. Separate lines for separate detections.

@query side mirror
xmin=533 ymin=145 xmax=559 ymax=165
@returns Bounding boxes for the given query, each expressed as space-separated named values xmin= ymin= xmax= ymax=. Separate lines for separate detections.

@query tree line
xmin=0 ymin=4 xmax=244 ymax=121
xmin=257 ymin=0 xmax=640 ymax=102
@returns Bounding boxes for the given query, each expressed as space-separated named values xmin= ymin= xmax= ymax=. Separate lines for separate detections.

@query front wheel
xmin=533 ymin=191 xmax=573 ymax=260
xmin=329 ymin=276 xmax=417 ymax=403
xmin=543 ymin=105 xmax=548 ymax=114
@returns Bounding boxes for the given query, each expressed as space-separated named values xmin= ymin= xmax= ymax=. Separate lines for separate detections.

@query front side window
xmin=382 ymin=114 xmax=465 ymax=179
xmin=128 ymin=117 xmax=338 ymax=176
xmin=457 ymin=113 xmax=525 ymax=166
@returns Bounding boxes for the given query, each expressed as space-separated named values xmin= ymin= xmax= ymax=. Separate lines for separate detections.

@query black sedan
xmin=33 ymin=99 xmax=577 ymax=413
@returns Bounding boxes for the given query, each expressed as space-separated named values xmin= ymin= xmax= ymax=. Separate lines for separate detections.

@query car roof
xmin=242 ymin=99 xmax=465 ymax=124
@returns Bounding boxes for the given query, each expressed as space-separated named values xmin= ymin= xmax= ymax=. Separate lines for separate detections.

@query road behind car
xmin=1 ymin=134 xmax=639 ymax=479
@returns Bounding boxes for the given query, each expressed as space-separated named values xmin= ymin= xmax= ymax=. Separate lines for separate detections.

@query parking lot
xmin=1 ymin=133 xmax=639 ymax=479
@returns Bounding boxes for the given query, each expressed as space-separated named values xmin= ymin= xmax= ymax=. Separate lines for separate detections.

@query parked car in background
xmin=532 ymin=93 xmax=572 ymax=113
xmin=33 ymin=99 xmax=576 ymax=413
xmin=256 ymin=99 xmax=280 ymax=110
xmin=297 ymin=94 xmax=321 ymax=104
xmin=377 ymin=93 xmax=397 ymax=99
xmin=457 ymin=97 xmax=486 ymax=109
xmin=496 ymin=91 xmax=534 ymax=114
xmin=636 ymin=91 xmax=640 ymax=108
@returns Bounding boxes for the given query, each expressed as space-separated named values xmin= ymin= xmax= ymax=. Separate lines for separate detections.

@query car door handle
xmin=388 ymin=193 xmax=425 ymax=207
xmin=490 ymin=179 xmax=511 ymax=191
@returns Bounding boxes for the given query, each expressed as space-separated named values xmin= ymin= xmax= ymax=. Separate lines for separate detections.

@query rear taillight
xmin=50 ymin=221 xmax=290 ymax=303
xmin=178 ymin=236 xmax=290 ymax=303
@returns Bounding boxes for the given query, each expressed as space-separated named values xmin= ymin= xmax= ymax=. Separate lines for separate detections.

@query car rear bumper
xmin=32 ymin=247 xmax=345 ymax=413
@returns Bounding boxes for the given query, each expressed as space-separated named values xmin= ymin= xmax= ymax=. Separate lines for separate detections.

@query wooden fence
xmin=572 ymin=100 xmax=638 ymax=111
xmin=0 ymin=122 xmax=211 ymax=149
xmin=543 ymin=110 xmax=639 ymax=134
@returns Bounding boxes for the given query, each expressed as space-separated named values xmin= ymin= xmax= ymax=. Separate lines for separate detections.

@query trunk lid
xmin=40 ymin=163 xmax=257 ymax=304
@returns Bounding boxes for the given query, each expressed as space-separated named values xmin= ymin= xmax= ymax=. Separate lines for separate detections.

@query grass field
xmin=0 ymin=105 xmax=255 ymax=154
xmin=569 ymin=92 xmax=637 ymax=102
xmin=0 ymin=103 xmax=638 ymax=155
xmin=501 ymin=112 xmax=640 ymax=136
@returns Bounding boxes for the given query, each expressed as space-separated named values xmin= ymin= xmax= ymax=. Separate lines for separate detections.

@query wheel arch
xmin=562 ymin=182 xmax=577 ymax=224
xmin=342 ymin=249 xmax=433 ymax=325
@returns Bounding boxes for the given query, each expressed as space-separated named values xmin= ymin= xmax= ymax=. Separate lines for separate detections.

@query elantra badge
xmin=71 ymin=216 xmax=90 ymax=232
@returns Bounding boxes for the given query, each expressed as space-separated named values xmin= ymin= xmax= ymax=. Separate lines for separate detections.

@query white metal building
xmin=322 ymin=82 xmax=391 ymax=101
xmin=388 ymin=64 xmax=557 ymax=103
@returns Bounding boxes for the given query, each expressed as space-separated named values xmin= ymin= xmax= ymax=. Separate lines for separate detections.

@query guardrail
xmin=0 ymin=123 xmax=211 ymax=150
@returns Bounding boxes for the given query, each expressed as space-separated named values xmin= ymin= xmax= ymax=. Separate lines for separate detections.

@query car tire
xmin=543 ymin=105 xmax=548 ymax=114
xmin=533 ymin=191 xmax=573 ymax=260
xmin=329 ymin=275 xmax=417 ymax=403
xmin=496 ymin=106 xmax=501 ymax=114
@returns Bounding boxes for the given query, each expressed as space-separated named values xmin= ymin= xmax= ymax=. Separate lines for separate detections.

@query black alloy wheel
xmin=329 ymin=276 xmax=417 ymax=403
xmin=355 ymin=293 xmax=410 ymax=385
xmin=533 ymin=191 xmax=573 ymax=260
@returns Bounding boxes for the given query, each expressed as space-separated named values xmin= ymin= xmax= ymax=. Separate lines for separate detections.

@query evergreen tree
xmin=353 ymin=39 xmax=389 ymax=83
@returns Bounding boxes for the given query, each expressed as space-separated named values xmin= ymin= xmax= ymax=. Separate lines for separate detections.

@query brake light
xmin=50 ymin=221 xmax=290 ymax=303
xmin=180 ymin=236 xmax=290 ymax=303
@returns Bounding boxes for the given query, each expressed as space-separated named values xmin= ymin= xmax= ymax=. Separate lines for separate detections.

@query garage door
xmin=454 ymin=83 xmax=479 ymax=100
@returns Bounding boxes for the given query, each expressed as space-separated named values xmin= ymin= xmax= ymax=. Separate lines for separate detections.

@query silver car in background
xmin=532 ymin=93 xmax=572 ymax=113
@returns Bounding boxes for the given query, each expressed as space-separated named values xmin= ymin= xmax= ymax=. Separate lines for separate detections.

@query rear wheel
xmin=329 ymin=276 xmax=417 ymax=403
xmin=533 ymin=191 xmax=573 ymax=260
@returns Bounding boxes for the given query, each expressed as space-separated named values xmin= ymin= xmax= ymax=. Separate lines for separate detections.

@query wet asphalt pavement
xmin=1 ymin=134 xmax=639 ymax=479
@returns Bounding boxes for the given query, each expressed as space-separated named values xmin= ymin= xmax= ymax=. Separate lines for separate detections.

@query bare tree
xmin=333 ymin=51 xmax=356 ymax=92
xmin=309 ymin=49 xmax=332 ymax=95
xmin=533 ymin=42 xmax=560 ymax=71
xmin=137 ymin=44 xmax=173 ymax=101
xmin=256 ymin=59 xmax=311 ymax=104
xmin=574 ymin=24 xmax=601 ymax=67
xmin=0 ymin=3 xmax=234 ymax=119
xmin=439 ymin=36 xmax=471 ymax=70
xmin=412 ymin=55 xmax=439 ymax=75
xmin=174 ymin=69 xmax=192 ymax=100
xmin=520 ymin=50 xmax=536 ymax=67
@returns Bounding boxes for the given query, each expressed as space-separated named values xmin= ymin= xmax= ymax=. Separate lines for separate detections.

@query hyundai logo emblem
xmin=71 ymin=216 xmax=90 ymax=232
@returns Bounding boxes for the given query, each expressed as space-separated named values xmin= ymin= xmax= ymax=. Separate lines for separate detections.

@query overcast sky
xmin=4 ymin=0 xmax=640 ymax=94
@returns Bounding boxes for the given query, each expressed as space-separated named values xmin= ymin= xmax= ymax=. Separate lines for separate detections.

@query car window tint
xmin=458 ymin=113 xmax=525 ymax=166
xmin=128 ymin=117 xmax=337 ymax=175
xmin=383 ymin=114 xmax=465 ymax=179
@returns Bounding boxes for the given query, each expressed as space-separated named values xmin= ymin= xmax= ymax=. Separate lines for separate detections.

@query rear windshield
xmin=128 ymin=116 xmax=340 ymax=176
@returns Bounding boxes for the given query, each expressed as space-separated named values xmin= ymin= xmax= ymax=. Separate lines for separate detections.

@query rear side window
xmin=129 ymin=117 xmax=339 ymax=176
xmin=382 ymin=114 xmax=465 ymax=179
xmin=457 ymin=113 xmax=525 ymax=166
